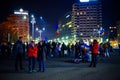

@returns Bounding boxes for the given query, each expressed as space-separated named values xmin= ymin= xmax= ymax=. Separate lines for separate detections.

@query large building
xmin=117 ymin=21 xmax=120 ymax=43
xmin=109 ymin=26 xmax=117 ymax=40
xmin=0 ymin=8 xmax=29 ymax=43
xmin=108 ymin=26 xmax=118 ymax=48
xmin=13 ymin=8 xmax=29 ymax=42
xmin=72 ymin=0 xmax=102 ymax=41
xmin=57 ymin=12 xmax=73 ymax=44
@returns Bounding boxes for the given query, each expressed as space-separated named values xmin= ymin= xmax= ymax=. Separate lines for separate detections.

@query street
xmin=0 ymin=49 xmax=120 ymax=80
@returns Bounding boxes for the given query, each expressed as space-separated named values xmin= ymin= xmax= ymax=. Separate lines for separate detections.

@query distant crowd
xmin=0 ymin=39 xmax=114 ymax=60
xmin=0 ymin=36 xmax=118 ymax=73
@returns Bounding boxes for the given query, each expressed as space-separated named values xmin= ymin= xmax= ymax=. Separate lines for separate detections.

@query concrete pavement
xmin=0 ymin=50 xmax=120 ymax=80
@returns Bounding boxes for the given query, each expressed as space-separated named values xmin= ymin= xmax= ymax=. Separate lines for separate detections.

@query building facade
xmin=117 ymin=21 xmax=120 ymax=43
xmin=57 ymin=12 xmax=73 ymax=44
xmin=72 ymin=1 xmax=102 ymax=41
xmin=13 ymin=9 xmax=29 ymax=42
xmin=109 ymin=26 xmax=117 ymax=40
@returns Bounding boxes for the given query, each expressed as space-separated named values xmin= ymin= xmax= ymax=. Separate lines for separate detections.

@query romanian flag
xmin=56 ymin=30 xmax=59 ymax=37
xmin=55 ymin=24 xmax=59 ymax=37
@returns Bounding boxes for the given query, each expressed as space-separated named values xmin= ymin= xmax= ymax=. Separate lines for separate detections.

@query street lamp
xmin=36 ymin=28 xmax=42 ymax=41
xmin=31 ymin=15 xmax=36 ymax=40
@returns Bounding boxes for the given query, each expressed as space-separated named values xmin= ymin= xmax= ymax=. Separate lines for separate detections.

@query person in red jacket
xmin=89 ymin=39 xmax=99 ymax=67
xmin=28 ymin=41 xmax=38 ymax=73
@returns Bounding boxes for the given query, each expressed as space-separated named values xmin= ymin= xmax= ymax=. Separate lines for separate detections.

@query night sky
xmin=0 ymin=0 xmax=120 ymax=39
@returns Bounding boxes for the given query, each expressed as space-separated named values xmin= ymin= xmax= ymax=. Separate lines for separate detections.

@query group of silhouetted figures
xmin=0 ymin=37 xmax=118 ymax=73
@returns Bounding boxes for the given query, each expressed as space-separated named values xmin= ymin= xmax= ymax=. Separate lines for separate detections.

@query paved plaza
xmin=0 ymin=50 xmax=120 ymax=80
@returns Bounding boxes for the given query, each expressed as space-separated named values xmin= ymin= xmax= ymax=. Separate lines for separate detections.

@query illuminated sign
xmin=14 ymin=11 xmax=28 ymax=15
xmin=80 ymin=0 xmax=89 ymax=2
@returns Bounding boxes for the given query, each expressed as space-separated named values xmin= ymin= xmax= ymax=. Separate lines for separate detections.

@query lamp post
xmin=39 ymin=30 xmax=42 ymax=41
xmin=31 ymin=15 xmax=36 ymax=40
xmin=8 ymin=33 xmax=10 ymax=42
xmin=36 ymin=28 xmax=42 ymax=41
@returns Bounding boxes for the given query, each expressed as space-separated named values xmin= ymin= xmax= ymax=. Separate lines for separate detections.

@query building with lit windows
xmin=72 ymin=0 xmax=102 ymax=41
xmin=1 ymin=8 xmax=29 ymax=42
xmin=109 ymin=26 xmax=118 ymax=48
xmin=13 ymin=8 xmax=29 ymax=42
xmin=117 ymin=21 xmax=120 ymax=43
xmin=109 ymin=26 xmax=117 ymax=40
xmin=57 ymin=12 xmax=73 ymax=44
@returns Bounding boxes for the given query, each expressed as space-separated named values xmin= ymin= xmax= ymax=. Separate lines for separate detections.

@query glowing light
xmin=23 ymin=15 xmax=27 ymax=19
xmin=42 ymin=27 xmax=45 ymax=31
xmin=69 ymin=25 xmax=72 ymax=27
xmin=62 ymin=37 xmax=64 ymax=40
xmin=19 ymin=8 xmax=23 ymax=12
xmin=36 ymin=27 xmax=38 ymax=31
xmin=66 ymin=15 xmax=70 ymax=18
xmin=74 ymin=35 xmax=76 ymax=37
xmin=80 ymin=0 xmax=89 ymax=2
xmin=31 ymin=15 xmax=34 ymax=18
xmin=80 ymin=33 xmax=83 ymax=36
xmin=66 ymin=36 xmax=68 ymax=39
xmin=14 ymin=12 xmax=28 ymax=15
xmin=57 ymin=38 xmax=60 ymax=40
xmin=106 ymin=39 xmax=109 ymax=42
xmin=40 ymin=16 xmax=43 ymax=20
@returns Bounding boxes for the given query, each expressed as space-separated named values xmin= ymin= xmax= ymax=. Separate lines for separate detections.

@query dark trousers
xmin=89 ymin=54 xmax=97 ymax=67
xmin=15 ymin=53 xmax=24 ymax=70
xmin=38 ymin=59 xmax=46 ymax=72
xmin=28 ymin=57 xmax=36 ymax=71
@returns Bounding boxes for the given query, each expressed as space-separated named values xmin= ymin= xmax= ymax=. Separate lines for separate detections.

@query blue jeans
xmin=38 ymin=59 xmax=46 ymax=72
xmin=28 ymin=57 xmax=36 ymax=71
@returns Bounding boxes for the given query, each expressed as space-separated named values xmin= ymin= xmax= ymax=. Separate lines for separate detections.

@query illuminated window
xmin=84 ymin=11 xmax=86 ymax=14
xmin=77 ymin=25 xmax=79 ymax=27
xmin=80 ymin=33 xmax=83 ymax=36
xmin=80 ymin=12 xmax=83 ymax=15
xmin=87 ymin=17 xmax=89 ymax=20
xmin=77 ymin=12 xmax=79 ymax=15
xmin=87 ymin=7 xmax=89 ymax=9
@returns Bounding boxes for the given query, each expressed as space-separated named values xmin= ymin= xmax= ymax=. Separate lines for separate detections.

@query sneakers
xmin=32 ymin=69 xmax=37 ymax=72
xmin=28 ymin=69 xmax=37 ymax=73
xmin=28 ymin=70 xmax=32 ymax=73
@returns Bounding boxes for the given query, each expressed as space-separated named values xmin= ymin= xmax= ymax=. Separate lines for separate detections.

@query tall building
xmin=0 ymin=8 xmax=29 ymax=42
xmin=13 ymin=8 xmax=29 ymax=42
xmin=72 ymin=0 xmax=102 ymax=41
xmin=57 ymin=12 xmax=73 ymax=44
xmin=117 ymin=21 xmax=120 ymax=43
xmin=108 ymin=26 xmax=118 ymax=48
xmin=109 ymin=26 xmax=117 ymax=40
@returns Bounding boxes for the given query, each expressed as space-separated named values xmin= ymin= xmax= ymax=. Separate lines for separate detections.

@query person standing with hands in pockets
xmin=89 ymin=39 xmax=99 ymax=67
xmin=37 ymin=40 xmax=46 ymax=72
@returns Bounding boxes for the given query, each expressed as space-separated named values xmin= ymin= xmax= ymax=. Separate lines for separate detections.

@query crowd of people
xmin=0 ymin=36 xmax=116 ymax=73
